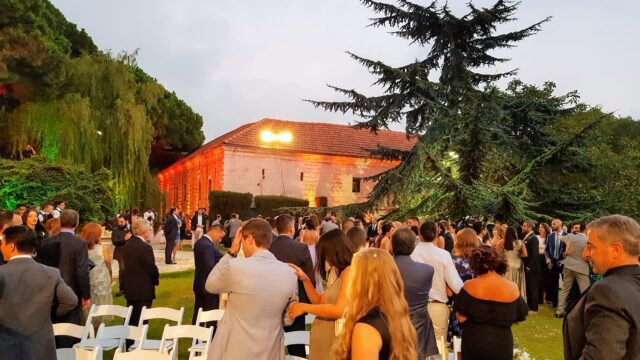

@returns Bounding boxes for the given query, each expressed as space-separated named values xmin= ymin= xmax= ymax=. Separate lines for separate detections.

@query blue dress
xmin=448 ymin=256 xmax=474 ymax=340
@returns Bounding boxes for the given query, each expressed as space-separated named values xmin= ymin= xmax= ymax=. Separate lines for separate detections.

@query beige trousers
xmin=428 ymin=302 xmax=450 ymax=359
xmin=193 ymin=227 xmax=204 ymax=246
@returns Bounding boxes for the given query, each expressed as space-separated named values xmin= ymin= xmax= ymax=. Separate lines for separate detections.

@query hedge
xmin=209 ymin=190 xmax=253 ymax=220
xmin=0 ymin=158 xmax=115 ymax=223
xmin=254 ymin=195 xmax=309 ymax=218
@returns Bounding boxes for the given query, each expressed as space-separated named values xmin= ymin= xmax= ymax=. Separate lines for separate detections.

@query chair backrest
xmin=75 ymin=346 xmax=103 ymax=360
xmin=195 ymin=308 xmax=225 ymax=325
xmin=113 ymin=349 xmax=171 ymax=360
xmin=83 ymin=304 xmax=133 ymax=340
xmin=159 ymin=324 xmax=213 ymax=358
xmin=304 ymin=314 xmax=316 ymax=325
xmin=284 ymin=331 xmax=310 ymax=347
xmin=139 ymin=306 xmax=184 ymax=326
xmin=53 ymin=323 xmax=94 ymax=341
xmin=96 ymin=324 xmax=146 ymax=352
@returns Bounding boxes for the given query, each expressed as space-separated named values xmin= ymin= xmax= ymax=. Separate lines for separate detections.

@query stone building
xmin=157 ymin=118 xmax=416 ymax=215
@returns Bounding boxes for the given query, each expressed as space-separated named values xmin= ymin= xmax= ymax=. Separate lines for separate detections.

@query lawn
xmin=106 ymin=270 xmax=563 ymax=360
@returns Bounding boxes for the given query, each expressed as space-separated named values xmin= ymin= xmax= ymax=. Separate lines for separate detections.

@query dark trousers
xmin=114 ymin=246 xmax=124 ymax=291
xmin=165 ymin=239 xmax=175 ymax=264
xmin=525 ymin=270 xmax=539 ymax=311
xmin=54 ymin=305 xmax=83 ymax=348
xmin=126 ymin=300 xmax=153 ymax=326
xmin=284 ymin=314 xmax=306 ymax=357
xmin=192 ymin=293 xmax=220 ymax=325
xmin=548 ymin=265 xmax=563 ymax=307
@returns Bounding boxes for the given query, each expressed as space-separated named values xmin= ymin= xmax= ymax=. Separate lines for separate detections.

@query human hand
xmin=124 ymin=232 xmax=133 ymax=241
xmin=230 ymin=227 xmax=242 ymax=254
xmin=288 ymin=302 xmax=305 ymax=319
xmin=546 ymin=258 xmax=551 ymax=265
xmin=288 ymin=263 xmax=310 ymax=282
xmin=82 ymin=298 xmax=91 ymax=309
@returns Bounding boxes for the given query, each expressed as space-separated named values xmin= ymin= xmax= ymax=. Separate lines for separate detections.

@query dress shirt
xmin=411 ymin=242 xmax=463 ymax=303
xmin=9 ymin=255 xmax=33 ymax=261
xmin=197 ymin=215 xmax=203 ymax=227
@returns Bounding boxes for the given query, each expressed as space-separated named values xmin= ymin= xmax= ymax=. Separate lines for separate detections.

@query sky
xmin=51 ymin=0 xmax=640 ymax=141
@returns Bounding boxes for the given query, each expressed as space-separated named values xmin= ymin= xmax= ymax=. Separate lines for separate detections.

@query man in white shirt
xmin=52 ymin=200 xmax=65 ymax=219
xmin=411 ymin=220 xmax=463 ymax=356
xmin=191 ymin=208 xmax=208 ymax=246
xmin=143 ymin=209 xmax=155 ymax=224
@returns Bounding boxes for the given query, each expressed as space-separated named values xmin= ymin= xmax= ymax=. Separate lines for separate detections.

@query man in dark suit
xmin=268 ymin=214 xmax=315 ymax=357
xmin=0 ymin=226 xmax=78 ymax=360
xmin=192 ymin=224 xmax=225 ymax=326
xmin=545 ymin=218 xmax=567 ymax=307
xmin=563 ymin=215 xmax=640 ymax=360
xmin=37 ymin=209 xmax=91 ymax=326
xmin=111 ymin=214 xmax=130 ymax=296
xmin=190 ymin=208 xmax=208 ymax=247
xmin=163 ymin=208 xmax=178 ymax=264
xmin=522 ymin=220 xmax=540 ymax=311
xmin=121 ymin=219 xmax=159 ymax=327
xmin=392 ymin=227 xmax=438 ymax=359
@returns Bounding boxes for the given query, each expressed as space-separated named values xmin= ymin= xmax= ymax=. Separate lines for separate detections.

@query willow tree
xmin=309 ymin=0 xmax=593 ymax=222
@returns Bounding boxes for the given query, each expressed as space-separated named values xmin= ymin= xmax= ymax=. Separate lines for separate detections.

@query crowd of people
xmin=0 ymin=200 xmax=639 ymax=360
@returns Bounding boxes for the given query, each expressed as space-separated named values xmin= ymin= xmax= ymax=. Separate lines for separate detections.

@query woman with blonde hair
xmin=80 ymin=223 xmax=113 ymax=324
xmin=334 ymin=248 xmax=417 ymax=360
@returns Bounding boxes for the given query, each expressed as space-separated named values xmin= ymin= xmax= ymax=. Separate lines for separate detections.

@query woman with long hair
xmin=80 ymin=223 xmax=113 ymax=325
xmin=288 ymin=229 xmax=354 ymax=360
xmin=376 ymin=221 xmax=395 ymax=252
xmin=453 ymin=247 xmax=528 ymax=359
xmin=448 ymin=228 xmax=479 ymax=339
xmin=503 ymin=226 xmax=528 ymax=301
xmin=491 ymin=224 xmax=507 ymax=249
xmin=537 ymin=222 xmax=552 ymax=304
xmin=22 ymin=208 xmax=47 ymax=253
xmin=44 ymin=217 xmax=61 ymax=237
xmin=334 ymin=248 xmax=417 ymax=360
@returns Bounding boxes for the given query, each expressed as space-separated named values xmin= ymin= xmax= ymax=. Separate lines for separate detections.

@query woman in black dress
xmin=334 ymin=248 xmax=417 ymax=360
xmin=453 ymin=246 xmax=529 ymax=360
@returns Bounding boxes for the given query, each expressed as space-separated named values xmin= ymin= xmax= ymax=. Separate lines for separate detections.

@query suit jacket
xmin=563 ymin=265 xmax=640 ymax=360
xmin=193 ymin=235 xmax=224 ymax=295
xmin=191 ymin=214 xmax=209 ymax=232
xmin=121 ymin=236 xmax=159 ymax=302
xmin=38 ymin=231 xmax=91 ymax=302
xmin=111 ymin=226 xmax=128 ymax=247
xmin=205 ymin=251 xmax=298 ymax=360
xmin=563 ymin=233 xmax=590 ymax=275
xmin=269 ymin=234 xmax=315 ymax=304
xmin=545 ymin=231 xmax=567 ymax=264
xmin=394 ymin=255 xmax=438 ymax=358
xmin=0 ymin=257 xmax=77 ymax=360
xmin=164 ymin=215 xmax=178 ymax=243
xmin=522 ymin=232 xmax=540 ymax=273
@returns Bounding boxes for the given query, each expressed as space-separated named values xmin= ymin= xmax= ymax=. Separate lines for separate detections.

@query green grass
xmin=512 ymin=305 xmax=564 ymax=359
xmin=103 ymin=270 xmax=563 ymax=360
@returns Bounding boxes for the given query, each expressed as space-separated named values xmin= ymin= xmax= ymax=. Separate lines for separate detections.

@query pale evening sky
xmin=51 ymin=0 xmax=640 ymax=141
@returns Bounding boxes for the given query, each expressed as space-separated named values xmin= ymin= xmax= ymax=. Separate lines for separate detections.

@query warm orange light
xmin=260 ymin=130 xmax=292 ymax=143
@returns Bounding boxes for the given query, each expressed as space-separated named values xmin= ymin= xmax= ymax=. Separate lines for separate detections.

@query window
xmin=208 ymin=178 xmax=212 ymax=192
xmin=352 ymin=177 xmax=361 ymax=193
xmin=315 ymin=196 xmax=328 ymax=207
xmin=300 ymin=172 xmax=304 ymax=181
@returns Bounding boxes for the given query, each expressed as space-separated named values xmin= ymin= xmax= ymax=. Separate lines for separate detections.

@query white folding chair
xmin=74 ymin=346 xmax=103 ymax=360
xmin=284 ymin=330 xmax=310 ymax=357
xmin=453 ymin=336 xmax=462 ymax=360
xmin=160 ymin=324 xmax=214 ymax=360
xmin=304 ymin=314 xmax=316 ymax=325
xmin=189 ymin=308 xmax=225 ymax=353
xmin=82 ymin=304 xmax=133 ymax=340
xmin=113 ymin=348 xmax=171 ymax=360
xmin=130 ymin=307 xmax=184 ymax=352
xmin=285 ymin=357 xmax=307 ymax=360
xmin=53 ymin=323 xmax=95 ymax=360
xmin=76 ymin=324 xmax=146 ymax=353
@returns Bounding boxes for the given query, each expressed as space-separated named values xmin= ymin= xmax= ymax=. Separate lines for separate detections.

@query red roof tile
xmin=168 ymin=118 xmax=417 ymax=168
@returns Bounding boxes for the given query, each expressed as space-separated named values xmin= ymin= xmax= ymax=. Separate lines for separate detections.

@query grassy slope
xmin=106 ymin=270 xmax=563 ymax=360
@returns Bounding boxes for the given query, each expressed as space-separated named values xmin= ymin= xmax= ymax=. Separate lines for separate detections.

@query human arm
xmin=435 ymin=236 xmax=445 ymax=249
xmin=288 ymin=263 xmax=322 ymax=304
xmin=380 ymin=237 xmax=392 ymax=252
xmin=143 ymin=243 xmax=159 ymax=286
xmin=520 ymin=240 xmax=528 ymax=258
xmin=444 ymin=255 xmax=464 ymax=294
xmin=54 ymin=275 xmax=78 ymax=317
xmin=205 ymin=254 xmax=233 ymax=294
xmin=351 ymin=323 xmax=382 ymax=359
xmin=102 ymin=245 xmax=112 ymax=279
xmin=289 ymin=267 xmax=351 ymax=319
xmin=300 ymin=246 xmax=317 ymax=289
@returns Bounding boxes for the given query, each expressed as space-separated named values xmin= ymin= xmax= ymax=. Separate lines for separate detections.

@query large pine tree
xmin=309 ymin=0 xmax=592 ymax=222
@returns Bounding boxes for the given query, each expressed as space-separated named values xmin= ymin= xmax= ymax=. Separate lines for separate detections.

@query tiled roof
xmin=169 ymin=118 xmax=417 ymax=167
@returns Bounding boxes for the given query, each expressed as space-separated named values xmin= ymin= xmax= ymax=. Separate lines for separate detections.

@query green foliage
xmin=0 ymin=0 xmax=205 ymax=208
xmin=208 ymin=191 xmax=253 ymax=220
xmin=0 ymin=158 xmax=115 ymax=222
xmin=254 ymin=195 xmax=309 ymax=218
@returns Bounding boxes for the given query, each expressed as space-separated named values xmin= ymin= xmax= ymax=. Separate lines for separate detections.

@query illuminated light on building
xmin=157 ymin=118 xmax=416 ymax=215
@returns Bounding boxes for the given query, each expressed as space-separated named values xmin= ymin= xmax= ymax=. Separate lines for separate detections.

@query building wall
xmin=222 ymin=146 xmax=398 ymax=207
xmin=157 ymin=146 xmax=224 ymax=215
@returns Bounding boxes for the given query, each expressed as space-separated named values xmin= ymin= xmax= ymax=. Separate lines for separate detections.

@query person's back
xmin=0 ymin=226 xmax=78 ymax=359
xmin=563 ymin=233 xmax=589 ymax=274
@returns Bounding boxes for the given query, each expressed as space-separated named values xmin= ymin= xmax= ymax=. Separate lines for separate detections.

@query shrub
xmin=254 ymin=195 xmax=309 ymax=218
xmin=0 ymin=158 xmax=115 ymax=223
xmin=209 ymin=190 xmax=253 ymax=220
